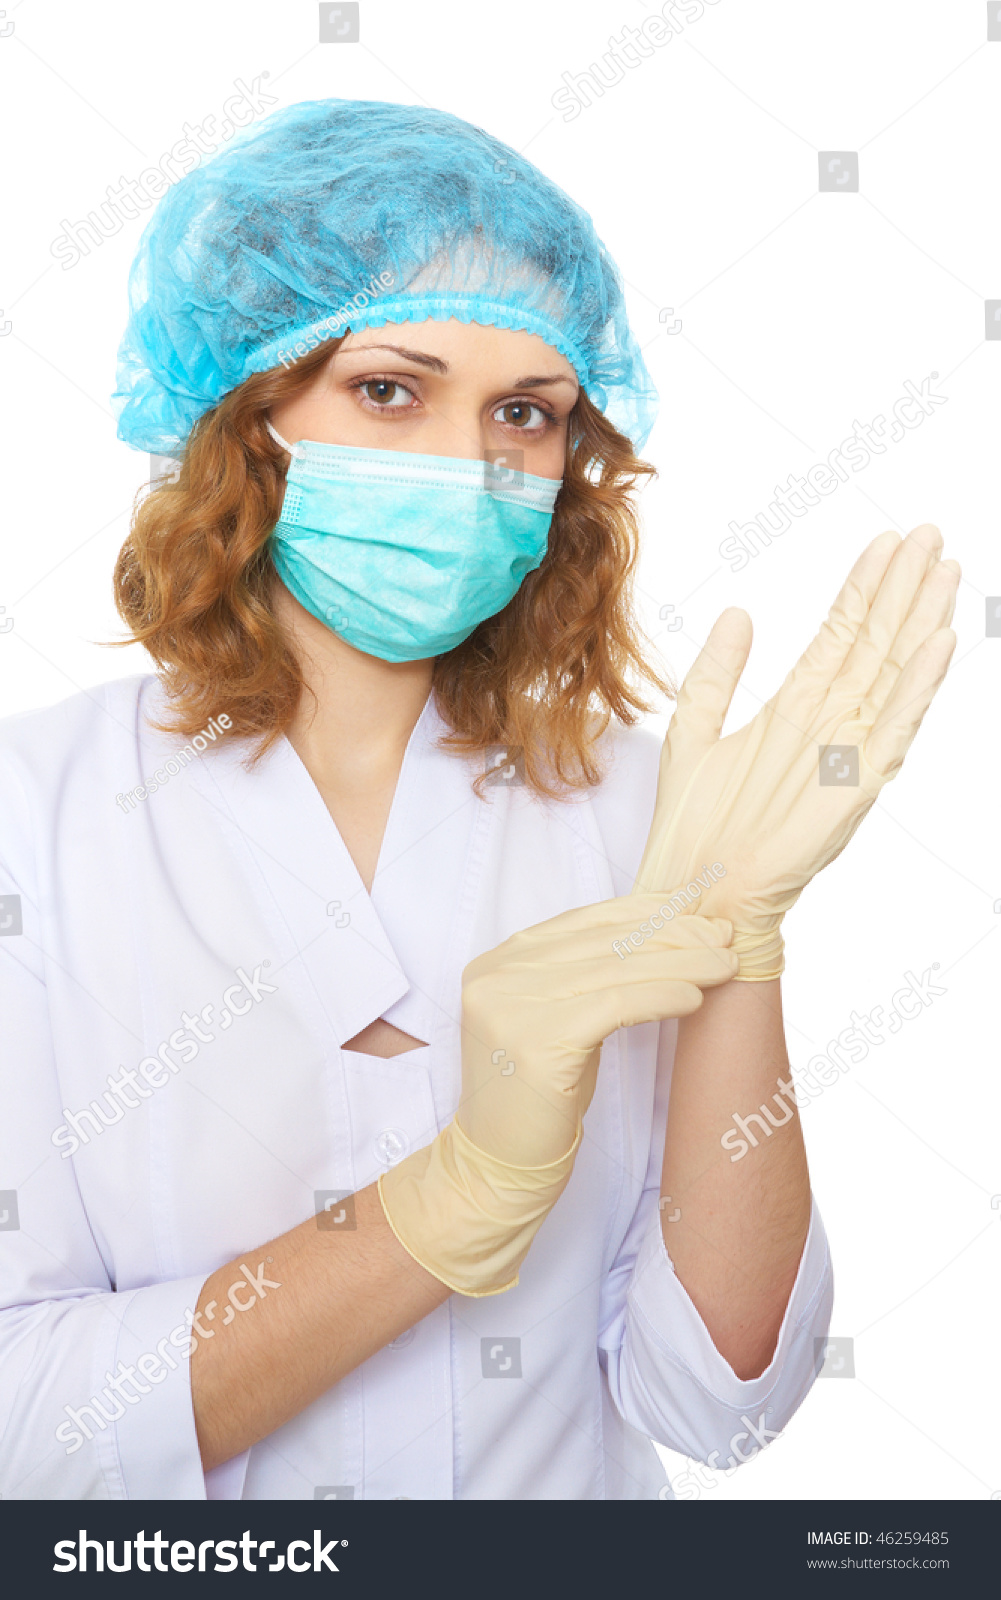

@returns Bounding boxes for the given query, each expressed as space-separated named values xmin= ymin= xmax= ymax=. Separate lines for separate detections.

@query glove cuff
xmin=377 ymin=1117 xmax=582 ymax=1298
xmin=731 ymin=925 xmax=786 ymax=982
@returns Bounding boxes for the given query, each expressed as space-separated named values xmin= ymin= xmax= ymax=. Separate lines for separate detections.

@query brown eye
xmin=363 ymin=380 xmax=410 ymax=406
xmin=496 ymin=401 xmax=547 ymax=429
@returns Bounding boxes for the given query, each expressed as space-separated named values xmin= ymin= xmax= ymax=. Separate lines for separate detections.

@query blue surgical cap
xmin=112 ymin=98 xmax=658 ymax=457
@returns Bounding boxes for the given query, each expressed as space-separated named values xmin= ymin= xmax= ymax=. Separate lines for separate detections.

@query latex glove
xmin=633 ymin=526 xmax=959 ymax=980
xmin=378 ymin=897 xmax=737 ymax=1296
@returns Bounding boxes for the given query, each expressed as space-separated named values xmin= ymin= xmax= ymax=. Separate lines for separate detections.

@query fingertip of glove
xmin=713 ymin=607 xmax=753 ymax=643
xmin=908 ymin=521 xmax=942 ymax=550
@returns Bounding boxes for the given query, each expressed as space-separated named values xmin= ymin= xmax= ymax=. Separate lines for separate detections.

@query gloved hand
xmin=633 ymin=526 xmax=959 ymax=980
xmin=378 ymin=897 xmax=737 ymax=1296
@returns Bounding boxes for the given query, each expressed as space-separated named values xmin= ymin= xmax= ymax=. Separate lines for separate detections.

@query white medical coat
xmin=0 ymin=675 xmax=832 ymax=1500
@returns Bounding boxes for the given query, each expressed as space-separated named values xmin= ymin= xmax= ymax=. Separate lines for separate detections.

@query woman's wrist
xmin=377 ymin=1118 xmax=582 ymax=1298
xmin=731 ymin=923 xmax=786 ymax=981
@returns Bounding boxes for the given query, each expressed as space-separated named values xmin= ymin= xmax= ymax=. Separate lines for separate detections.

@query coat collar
xmin=139 ymin=681 xmax=482 ymax=1049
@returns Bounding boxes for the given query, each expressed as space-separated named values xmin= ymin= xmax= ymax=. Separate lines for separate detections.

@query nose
xmin=415 ymin=394 xmax=490 ymax=461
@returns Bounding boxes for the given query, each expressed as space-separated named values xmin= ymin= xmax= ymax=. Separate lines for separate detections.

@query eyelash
xmin=347 ymin=375 xmax=557 ymax=434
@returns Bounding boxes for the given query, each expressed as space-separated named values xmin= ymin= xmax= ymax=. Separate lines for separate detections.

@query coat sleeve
xmin=0 ymin=751 xmax=211 ymax=1500
xmin=597 ymin=1018 xmax=834 ymax=1467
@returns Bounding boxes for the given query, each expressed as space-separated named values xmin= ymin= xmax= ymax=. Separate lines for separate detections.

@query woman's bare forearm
xmin=190 ymin=1181 xmax=450 ymax=1472
xmin=660 ymin=978 xmax=811 ymax=1380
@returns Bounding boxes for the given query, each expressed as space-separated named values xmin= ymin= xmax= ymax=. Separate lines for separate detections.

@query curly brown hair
xmin=112 ymin=336 xmax=673 ymax=800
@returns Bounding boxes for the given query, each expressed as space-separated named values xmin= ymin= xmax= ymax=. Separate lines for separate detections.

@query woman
xmin=0 ymin=99 xmax=957 ymax=1501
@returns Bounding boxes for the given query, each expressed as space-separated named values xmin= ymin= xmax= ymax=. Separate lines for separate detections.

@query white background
xmin=0 ymin=0 xmax=998 ymax=1501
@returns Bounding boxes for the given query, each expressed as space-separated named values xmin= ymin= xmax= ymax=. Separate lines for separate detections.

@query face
xmin=268 ymin=318 xmax=579 ymax=481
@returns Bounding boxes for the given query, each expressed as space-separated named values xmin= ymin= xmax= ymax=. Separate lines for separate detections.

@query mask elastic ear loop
xmin=265 ymin=418 xmax=303 ymax=458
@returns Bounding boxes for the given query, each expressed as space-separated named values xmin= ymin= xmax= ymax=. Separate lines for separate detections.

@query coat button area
xmin=374 ymin=1127 xmax=410 ymax=1166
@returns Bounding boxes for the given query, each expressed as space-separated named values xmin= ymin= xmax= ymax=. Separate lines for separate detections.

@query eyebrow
xmin=512 ymin=374 xmax=579 ymax=389
xmin=341 ymin=342 xmax=449 ymax=373
xmin=340 ymin=342 xmax=578 ymax=389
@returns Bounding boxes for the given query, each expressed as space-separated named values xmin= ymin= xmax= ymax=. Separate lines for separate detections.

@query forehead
xmin=337 ymin=319 xmax=579 ymax=383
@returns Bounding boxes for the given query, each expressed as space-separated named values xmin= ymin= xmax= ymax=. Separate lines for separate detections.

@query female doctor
xmin=0 ymin=99 xmax=958 ymax=1501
